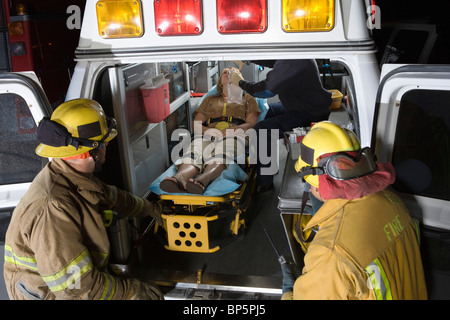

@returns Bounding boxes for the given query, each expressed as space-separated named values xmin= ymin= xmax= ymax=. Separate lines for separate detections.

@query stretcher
xmin=155 ymin=164 xmax=257 ymax=253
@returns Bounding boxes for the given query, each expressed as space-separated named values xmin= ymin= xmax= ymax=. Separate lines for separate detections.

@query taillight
xmin=282 ymin=0 xmax=335 ymax=32
xmin=154 ymin=0 xmax=203 ymax=36
xmin=216 ymin=0 xmax=267 ymax=34
xmin=96 ymin=0 xmax=144 ymax=38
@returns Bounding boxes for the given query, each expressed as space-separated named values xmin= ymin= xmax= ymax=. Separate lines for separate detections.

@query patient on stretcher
xmin=160 ymin=68 xmax=260 ymax=194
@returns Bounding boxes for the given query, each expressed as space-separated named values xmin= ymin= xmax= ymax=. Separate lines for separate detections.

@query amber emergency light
xmin=96 ymin=0 xmax=143 ymax=38
xmin=282 ymin=0 xmax=335 ymax=32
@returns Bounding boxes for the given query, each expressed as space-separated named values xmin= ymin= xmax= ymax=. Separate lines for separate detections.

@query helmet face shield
xmin=318 ymin=148 xmax=377 ymax=180
xmin=298 ymin=148 xmax=377 ymax=181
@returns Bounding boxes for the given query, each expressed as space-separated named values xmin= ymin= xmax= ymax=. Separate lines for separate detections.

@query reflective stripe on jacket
xmin=4 ymin=158 xmax=161 ymax=300
xmin=283 ymin=190 xmax=427 ymax=300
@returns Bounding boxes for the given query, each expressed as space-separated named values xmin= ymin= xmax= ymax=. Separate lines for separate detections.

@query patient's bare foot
xmin=186 ymin=178 xmax=205 ymax=194
xmin=160 ymin=176 xmax=185 ymax=193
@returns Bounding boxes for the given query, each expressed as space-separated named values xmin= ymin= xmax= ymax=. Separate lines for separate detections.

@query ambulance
xmin=1 ymin=0 xmax=449 ymax=299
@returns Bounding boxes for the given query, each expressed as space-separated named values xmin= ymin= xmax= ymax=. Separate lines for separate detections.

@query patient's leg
xmin=186 ymin=163 xmax=226 ymax=194
xmin=160 ymin=164 xmax=199 ymax=193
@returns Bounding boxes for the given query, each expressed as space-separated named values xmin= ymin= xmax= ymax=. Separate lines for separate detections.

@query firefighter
xmin=4 ymin=99 xmax=164 ymax=300
xmin=283 ymin=121 xmax=427 ymax=300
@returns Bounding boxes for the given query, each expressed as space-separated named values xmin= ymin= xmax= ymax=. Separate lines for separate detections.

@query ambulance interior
xmin=90 ymin=59 xmax=357 ymax=298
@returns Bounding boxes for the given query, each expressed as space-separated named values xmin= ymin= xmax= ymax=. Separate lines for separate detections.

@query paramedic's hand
xmin=230 ymin=71 xmax=244 ymax=86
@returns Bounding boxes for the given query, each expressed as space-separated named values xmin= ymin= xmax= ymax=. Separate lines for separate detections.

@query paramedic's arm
xmin=232 ymin=60 xmax=303 ymax=99
xmin=231 ymin=72 xmax=272 ymax=99
xmin=231 ymin=67 xmax=276 ymax=99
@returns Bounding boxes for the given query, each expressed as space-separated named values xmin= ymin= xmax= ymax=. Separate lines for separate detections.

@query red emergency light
xmin=154 ymin=0 xmax=203 ymax=36
xmin=216 ymin=0 xmax=267 ymax=34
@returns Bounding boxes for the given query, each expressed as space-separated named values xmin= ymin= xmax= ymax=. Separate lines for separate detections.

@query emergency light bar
xmin=96 ymin=0 xmax=143 ymax=38
xmin=154 ymin=0 xmax=203 ymax=36
xmin=216 ymin=0 xmax=267 ymax=34
xmin=94 ymin=0 xmax=336 ymax=39
xmin=282 ymin=0 xmax=335 ymax=32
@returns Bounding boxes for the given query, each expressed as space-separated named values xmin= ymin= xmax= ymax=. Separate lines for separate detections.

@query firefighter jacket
xmin=282 ymin=190 xmax=427 ymax=300
xmin=4 ymin=158 xmax=162 ymax=300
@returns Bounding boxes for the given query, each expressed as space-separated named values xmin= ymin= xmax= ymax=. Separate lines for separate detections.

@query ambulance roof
xmin=77 ymin=0 xmax=376 ymax=62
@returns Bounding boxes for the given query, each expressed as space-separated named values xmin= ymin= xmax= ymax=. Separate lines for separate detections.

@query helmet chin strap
xmin=89 ymin=148 xmax=103 ymax=173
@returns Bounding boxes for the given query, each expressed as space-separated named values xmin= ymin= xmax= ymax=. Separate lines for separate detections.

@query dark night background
xmin=373 ymin=0 xmax=450 ymax=64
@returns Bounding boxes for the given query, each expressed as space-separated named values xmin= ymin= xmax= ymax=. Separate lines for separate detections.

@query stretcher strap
xmin=203 ymin=116 xmax=246 ymax=127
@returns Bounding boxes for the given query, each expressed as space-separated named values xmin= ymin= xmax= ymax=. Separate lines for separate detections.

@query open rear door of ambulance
xmin=372 ymin=64 xmax=450 ymax=299
xmin=0 ymin=72 xmax=52 ymax=238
